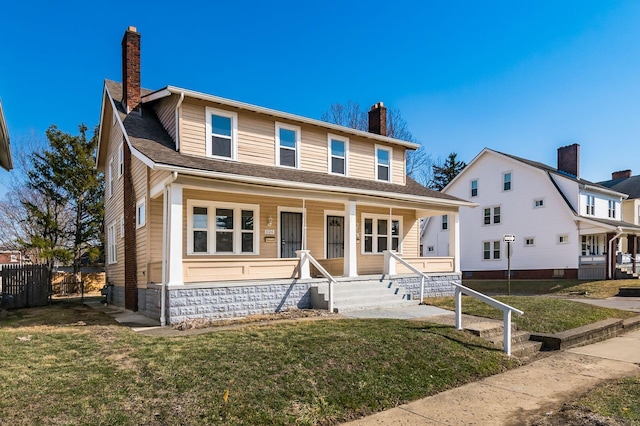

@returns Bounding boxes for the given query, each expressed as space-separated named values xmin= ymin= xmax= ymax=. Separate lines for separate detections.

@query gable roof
xmin=101 ymin=80 xmax=473 ymax=208
xmin=598 ymin=175 xmax=640 ymax=199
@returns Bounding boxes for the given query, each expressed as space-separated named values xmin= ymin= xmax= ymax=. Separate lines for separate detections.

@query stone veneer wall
xmin=392 ymin=273 xmax=461 ymax=298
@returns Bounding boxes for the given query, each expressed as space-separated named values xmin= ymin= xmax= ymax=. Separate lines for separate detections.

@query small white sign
xmin=503 ymin=234 xmax=516 ymax=243
xmin=264 ymin=229 xmax=275 ymax=235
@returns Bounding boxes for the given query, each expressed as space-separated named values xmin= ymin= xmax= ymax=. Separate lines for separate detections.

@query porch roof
xmin=105 ymin=80 xmax=475 ymax=209
xmin=576 ymin=215 xmax=640 ymax=234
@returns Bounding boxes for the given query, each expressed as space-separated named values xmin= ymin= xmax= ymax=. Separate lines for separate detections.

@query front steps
xmin=616 ymin=266 xmax=639 ymax=279
xmin=466 ymin=320 xmax=543 ymax=359
xmin=310 ymin=276 xmax=416 ymax=313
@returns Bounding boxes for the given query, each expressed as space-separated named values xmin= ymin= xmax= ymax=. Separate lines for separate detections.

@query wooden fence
xmin=0 ymin=264 xmax=50 ymax=308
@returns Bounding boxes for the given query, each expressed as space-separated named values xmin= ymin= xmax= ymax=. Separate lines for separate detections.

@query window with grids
xmin=558 ymin=234 xmax=569 ymax=244
xmin=471 ymin=179 xmax=478 ymax=197
xmin=534 ymin=199 xmax=544 ymax=208
xmin=328 ymin=135 xmax=347 ymax=175
xmin=118 ymin=143 xmax=124 ymax=177
xmin=525 ymin=237 xmax=535 ymax=246
xmin=136 ymin=198 xmax=146 ymax=228
xmin=276 ymin=123 xmax=300 ymax=168
xmin=441 ymin=215 xmax=448 ymax=230
xmin=206 ymin=108 xmax=237 ymax=159
xmin=107 ymin=157 xmax=114 ymax=198
xmin=362 ymin=216 xmax=401 ymax=254
xmin=608 ymin=200 xmax=616 ymax=218
xmin=375 ymin=146 xmax=392 ymax=182
xmin=586 ymin=195 xmax=595 ymax=215
xmin=107 ymin=222 xmax=117 ymax=264
xmin=483 ymin=241 xmax=501 ymax=260
xmin=503 ymin=172 xmax=512 ymax=191
xmin=483 ymin=206 xmax=501 ymax=225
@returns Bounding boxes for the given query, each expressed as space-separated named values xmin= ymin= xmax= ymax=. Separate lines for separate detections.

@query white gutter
xmin=608 ymin=226 xmax=624 ymax=280
xmin=174 ymin=92 xmax=185 ymax=152
xmin=160 ymin=171 xmax=179 ymax=326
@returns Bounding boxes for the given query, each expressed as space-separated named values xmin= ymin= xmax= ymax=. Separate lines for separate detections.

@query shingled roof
xmin=105 ymin=80 xmax=470 ymax=205
xmin=599 ymin=175 xmax=640 ymax=199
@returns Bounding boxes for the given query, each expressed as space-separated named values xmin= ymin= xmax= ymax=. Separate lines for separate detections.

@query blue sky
xmin=2 ymin=0 xmax=640 ymax=196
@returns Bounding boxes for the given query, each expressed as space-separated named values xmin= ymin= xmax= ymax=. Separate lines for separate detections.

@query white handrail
xmin=384 ymin=250 xmax=524 ymax=356
xmin=297 ymin=250 xmax=336 ymax=313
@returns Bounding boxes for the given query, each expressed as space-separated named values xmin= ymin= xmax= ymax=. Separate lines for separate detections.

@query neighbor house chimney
xmin=557 ymin=143 xmax=580 ymax=178
xmin=121 ymin=26 xmax=141 ymax=114
xmin=612 ymin=170 xmax=632 ymax=180
xmin=368 ymin=102 xmax=387 ymax=136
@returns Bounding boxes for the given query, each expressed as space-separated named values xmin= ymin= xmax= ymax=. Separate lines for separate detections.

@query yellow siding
xmin=237 ymin=113 xmax=276 ymax=165
xmin=393 ymin=147 xmax=406 ymax=185
xmin=149 ymin=196 xmax=164 ymax=265
xmin=180 ymin=101 xmax=206 ymax=157
xmin=132 ymin=156 xmax=148 ymax=288
xmin=104 ymin=121 xmax=125 ymax=288
xmin=348 ymin=139 xmax=374 ymax=180
xmin=299 ymin=127 xmax=327 ymax=173
xmin=149 ymin=169 xmax=170 ymax=193
xmin=152 ymin=94 xmax=179 ymax=143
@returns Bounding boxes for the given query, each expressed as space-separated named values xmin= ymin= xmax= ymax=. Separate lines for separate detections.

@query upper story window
xmin=362 ymin=215 xmax=401 ymax=254
xmin=483 ymin=206 xmax=501 ymax=225
xmin=586 ymin=195 xmax=595 ymax=215
xmin=107 ymin=222 xmax=117 ymax=264
xmin=120 ymin=215 xmax=124 ymax=239
xmin=441 ymin=215 xmax=448 ymax=230
xmin=136 ymin=198 xmax=146 ymax=228
xmin=608 ymin=200 xmax=616 ymax=219
xmin=107 ymin=157 xmax=114 ymax=199
xmin=375 ymin=145 xmax=392 ymax=182
xmin=276 ymin=122 xmax=301 ymax=168
xmin=471 ymin=179 xmax=478 ymax=197
xmin=118 ymin=143 xmax=124 ymax=177
xmin=503 ymin=172 xmax=512 ymax=191
xmin=534 ymin=199 xmax=544 ymax=208
xmin=206 ymin=108 xmax=238 ymax=160
xmin=328 ymin=134 xmax=348 ymax=175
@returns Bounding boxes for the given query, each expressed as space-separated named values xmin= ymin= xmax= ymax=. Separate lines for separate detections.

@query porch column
xmin=167 ymin=183 xmax=183 ymax=285
xmin=606 ymin=232 xmax=617 ymax=280
xmin=630 ymin=235 xmax=637 ymax=273
xmin=344 ymin=201 xmax=358 ymax=277
xmin=448 ymin=212 xmax=461 ymax=272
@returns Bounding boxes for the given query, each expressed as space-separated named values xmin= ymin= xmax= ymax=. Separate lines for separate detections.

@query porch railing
xmin=384 ymin=250 xmax=524 ymax=356
xmin=297 ymin=250 xmax=336 ymax=313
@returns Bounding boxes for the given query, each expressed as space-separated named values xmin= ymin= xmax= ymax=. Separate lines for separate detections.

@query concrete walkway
xmin=566 ymin=296 xmax=640 ymax=313
xmin=344 ymin=330 xmax=640 ymax=425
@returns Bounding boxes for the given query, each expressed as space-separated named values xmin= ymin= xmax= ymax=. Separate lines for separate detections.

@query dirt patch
xmin=172 ymin=308 xmax=335 ymax=331
xmin=529 ymin=404 xmax=627 ymax=425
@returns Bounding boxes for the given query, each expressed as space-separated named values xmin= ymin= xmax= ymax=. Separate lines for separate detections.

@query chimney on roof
xmin=121 ymin=26 xmax=141 ymax=114
xmin=612 ymin=169 xmax=632 ymax=180
xmin=557 ymin=143 xmax=580 ymax=178
xmin=368 ymin=102 xmax=387 ymax=136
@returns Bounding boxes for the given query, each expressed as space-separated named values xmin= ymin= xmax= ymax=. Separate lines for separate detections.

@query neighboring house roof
xmin=598 ymin=175 xmax=640 ymax=199
xmin=103 ymin=81 xmax=473 ymax=208
xmin=0 ymin=98 xmax=13 ymax=171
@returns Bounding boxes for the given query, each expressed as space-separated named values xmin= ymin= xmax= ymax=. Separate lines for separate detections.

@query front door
xmin=281 ymin=212 xmax=302 ymax=258
xmin=326 ymin=215 xmax=344 ymax=258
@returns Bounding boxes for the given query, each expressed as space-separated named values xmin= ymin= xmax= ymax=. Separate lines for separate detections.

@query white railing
xmin=296 ymin=250 xmax=336 ymax=313
xmin=452 ymin=283 xmax=524 ymax=356
xmin=384 ymin=250 xmax=524 ymax=356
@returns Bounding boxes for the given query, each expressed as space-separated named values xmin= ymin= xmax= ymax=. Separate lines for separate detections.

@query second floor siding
xmin=580 ymin=191 xmax=621 ymax=220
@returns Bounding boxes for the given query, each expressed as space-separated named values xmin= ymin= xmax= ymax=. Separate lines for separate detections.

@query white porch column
xmin=167 ymin=183 xmax=183 ymax=285
xmin=344 ymin=201 xmax=358 ymax=277
xmin=296 ymin=250 xmax=311 ymax=279
xmin=449 ymin=212 xmax=461 ymax=273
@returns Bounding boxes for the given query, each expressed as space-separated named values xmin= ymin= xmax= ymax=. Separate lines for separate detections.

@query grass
xmin=427 ymin=296 xmax=637 ymax=333
xmin=464 ymin=279 xmax=640 ymax=299
xmin=0 ymin=300 xmax=520 ymax=425
xmin=574 ymin=376 xmax=640 ymax=423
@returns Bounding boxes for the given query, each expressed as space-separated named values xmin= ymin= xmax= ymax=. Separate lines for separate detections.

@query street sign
xmin=503 ymin=234 xmax=516 ymax=243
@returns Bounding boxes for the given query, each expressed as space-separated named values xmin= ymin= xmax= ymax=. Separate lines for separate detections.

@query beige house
xmin=96 ymin=27 xmax=473 ymax=324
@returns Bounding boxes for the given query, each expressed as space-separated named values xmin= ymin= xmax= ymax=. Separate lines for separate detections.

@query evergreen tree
xmin=430 ymin=152 xmax=467 ymax=191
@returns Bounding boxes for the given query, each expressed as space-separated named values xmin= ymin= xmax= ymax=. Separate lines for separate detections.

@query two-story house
xmin=422 ymin=144 xmax=640 ymax=280
xmin=96 ymin=27 xmax=473 ymax=324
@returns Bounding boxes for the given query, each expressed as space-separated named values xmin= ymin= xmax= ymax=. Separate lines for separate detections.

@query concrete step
xmin=489 ymin=330 xmax=532 ymax=347
xmin=311 ymin=279 xmax=413 ymax=312
xmin=334 ymin=298 xmax=417 ymax=313
xmin=510 ymin=340 xmax=543 ymax=358
xmin=465 ymin=320 xmax=516 ymax=339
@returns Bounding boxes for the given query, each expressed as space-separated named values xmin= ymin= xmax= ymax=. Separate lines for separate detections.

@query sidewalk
xmin=343 ymin=330 xmax=640 ymax=425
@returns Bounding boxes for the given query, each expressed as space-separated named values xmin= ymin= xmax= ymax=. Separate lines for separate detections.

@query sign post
xmin=503 ymin=234 xmax=515 ymax=295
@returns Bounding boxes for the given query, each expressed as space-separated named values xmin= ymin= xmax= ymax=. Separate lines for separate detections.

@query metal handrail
xmin=300 ymin=251 xmax=337 ymax=313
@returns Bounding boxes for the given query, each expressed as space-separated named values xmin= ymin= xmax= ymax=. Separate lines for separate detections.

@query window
xmin=120 ymin=215 xmax=124 ymax=239
xmin=471 ymin=180 xmax=478 ymax=197
xmin=375 ymin=145 xmax=392 ymax=182
xmin=118 ymin=143 xmax=124 ymax=177
xmin=581 ymin=235 xmax=601 ymax=256
xmin=608 ymin=200 xmax=616 ymax=219
xmin=107 ymin=157 xmax=114 ymax=198
xmin=276 ymin=122 xmax=300 ymax=168
xmin=586 ymin=195 xmax=595 ymax=215
xmin=441 ymin=215 xmax=448 ymax=230
xmin=534 ymin=199 xmax=544 ymax=208
xmin=107 ymin=222 xmax=117 ymax=264
xmin=328 ymin=134 xmax=348 ymax=175
xmin=483 ymin=240 xmax=501 ymax=260
xmin=525 ymin=237 xmax=535 ymax=247
xmin=206 ymin=108 xmax=238 ymax=160
xmin=187 ymin=201 xmax=259 ymax=255
xmin=558 ymin=234 xmax=569 ymax=244
xmin=503 ymin=172 xmax=512 ymax=191
xmin=362 ymin=215 xmax=402 ymax=254
xmin=136 ymin=198 xmax=146 ymax=228
xmin=427 ymin=246 xmax=434 ymax=253
xmin=483 ymin=206 xmax=501 ymax=225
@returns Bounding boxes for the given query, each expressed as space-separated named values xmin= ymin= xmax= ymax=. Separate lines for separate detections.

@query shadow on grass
xmin=406 ymin=322 xmax=500 ymax=353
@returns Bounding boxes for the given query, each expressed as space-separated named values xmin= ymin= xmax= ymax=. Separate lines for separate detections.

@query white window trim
xmin=120 ymin=215 xmax=124 ymax=239
xmin=360 ymin=213 xmax=403 ymax=255
xmin=482 ymin=240 xmax=501 ymax=261
xmin=375 ymin=144 xmax=393 ymax=182
xmin=107 ymin=222 xmax=117 ymax=264
xmin=107 ymin=157 xmax=114 ymax=199
xmin=482 ymin=205 xmax=501 ymax=226
xmin=503 ymin=171 xmax=512 ymax=191
xmin=323 ymin=209 xmax=345 ymax=259
xmin=276 ymin=206 xmax=306 ymax=259
xmin=427 ymin=246 xmax=435 ymax=253
xmin=327 ymin=134 xmax=349 ymax=176
xmin=136 ymin=197 xmax=146 ymax=229
xmin=470 ymin=179 xmax=478 ymax=197
xmin=558 ymin=234 xmax=569 ymax=244
xmin=585 ymin=194 xmax=595 ymax=216
xmin=275 ymin=122 xmax=301 ymax=169
xmin=118 ymin=143 xmax=124 ymax=177
xmin=608 ymin=200 xmax=616 ymax=219
xmin=205 ymin=107 xmax=238 ymax=160
xmin=534 ymin=198 xmax=545 ymax=208
xmin=187 ymin=200 xmax=260 ymax=255
xmin=441 ymin=214 xmax=448 ymax=231
xmin=524 ymin=237 xmax=535 ymax=247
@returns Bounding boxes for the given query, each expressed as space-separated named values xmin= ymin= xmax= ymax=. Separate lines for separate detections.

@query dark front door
xmin=326 ymin=215 xmax=344 ymax=258
xmin=281 ymin=212 xmax=302 ymax=258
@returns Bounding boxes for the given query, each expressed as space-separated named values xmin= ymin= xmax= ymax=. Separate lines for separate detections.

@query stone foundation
xmin=392 ymin=273 xmax=460 ymax=298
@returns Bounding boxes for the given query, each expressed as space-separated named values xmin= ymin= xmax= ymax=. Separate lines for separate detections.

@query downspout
xmin=174 ymin=92 xmax=185 ymax=152
xmin=608 ymin=227 xmax=624 ymax=280
xmin=160 ymin=171 xmax=179 ymax=326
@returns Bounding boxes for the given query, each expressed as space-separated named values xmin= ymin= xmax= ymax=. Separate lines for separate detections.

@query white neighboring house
xmin=422 ymin=144 xmax=640 ymax=280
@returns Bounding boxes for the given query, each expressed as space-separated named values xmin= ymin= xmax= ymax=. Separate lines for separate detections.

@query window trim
xmin=471 ymin=179 xmax=478 ymax=197
xmin=503 ymin=171 xmax=512 ymax=191
xmin=375 ymin=144 xmax=392 ymax=182
xmin=275 ymin=122 xmax=301 ymax=169
xmin=534 ymin=198 xmax=544 ymax=208
xmin=483 ymin=240 xmax=501 ymax=260
xmin=361 ymin=213 xmax=402 ymax=255
xmin=107 ymin=157 xmax=114 ymax=199
xmin=441 ymin=214 xmax=448 ymax=231
xmin=120 ymin=215 xmax=124 ymax=239
xmin=558 ymin=234 xmax=569 ymax=244
xmin=524 ymin=237 xmax=535 ymax=247
xmin=118 ymin=143 xmax=124 ymax=177
xmin=608 ymin=200 xmax=616 ymax=219
xmin=187 ymin=200 xmax=260 ymax=256
xmin=205 ymin=107 xmax=238 ymax=160
xmin=482 ymin=205 xmax=501 ymax=226
xmin=586 ymin=194 xmax=595 ymax=216
xmin=327 ymin=133 xmax=349 ymax=176
xmin=136 ymin=197 xmax=146 ymax=229
xmin=107 ymin=222 xmax=118 ymax=264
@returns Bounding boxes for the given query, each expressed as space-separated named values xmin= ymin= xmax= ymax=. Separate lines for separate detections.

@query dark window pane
xmin=241 ymin=210 xmax=253 ymax=230
xmin=212 ymin=115 xmax=231 ymax=136
xmin=216 ymin=232 xmax=233 ymax=252
xmin=331 ymin=139 xmax=344 ymax=157
xmin=216 ymin=209 xmax=234 ymax=230
xmin=279 ymin=128 xmax=296 ymax=148
xmin=212 ymin=136 xmax=231 ymax=158
xmin=378 ymin=219 xmax=388 ymax=235
xmin=392 ymin=220 xmax=400 ymax=236
xmin=364 ymin=236 xmax=373 ymax=252
xmin=194 ymin=231 xmax=208 ymax=253
xmin=392 ymin=237 xmax=399 ymax=251
xmin=378 ymin=165 xmax=389 ymax=181
xmin=193 ymin=207 xmax=208 ymax=229
xmin=364 ymin=218 xmax=373 ymax=235
xmin=280 ymin=147 xmax=296 ymax=167
xmin=331 ymin=157 xmax=345 ymax=174
xmin=378 ymin=236 xmax=388 ymax=252
xmin=472 ymin=188 xmax=478 ymax=197
xmin=242 ymin=232 xmax=253 ymax=253
xmin=377 ymin=148 xmax=389 ymax=165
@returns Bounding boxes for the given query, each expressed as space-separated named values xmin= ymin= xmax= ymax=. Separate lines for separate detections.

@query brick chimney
xmin=612 ymin=170 xmax=632 ymax=180
xmin=368 ymin=102 xmax=387 ymax=136
xmin=121 ymin=26 xmax=141 ymax=114
xmin=557 ymin=143 xmax=580 ymax=178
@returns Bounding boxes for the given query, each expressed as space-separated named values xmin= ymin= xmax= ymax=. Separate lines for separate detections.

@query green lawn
xmin=0 ymin=301 xmax=519 ymax=425
xmin=463 ymin=279 xmax=640 ymax=299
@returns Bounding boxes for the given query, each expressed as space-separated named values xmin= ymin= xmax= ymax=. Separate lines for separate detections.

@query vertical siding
xmin=152 ymin=95 xmax=179 ymax=143
xmin=132 ymin=156 xmax=148 ymax=287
